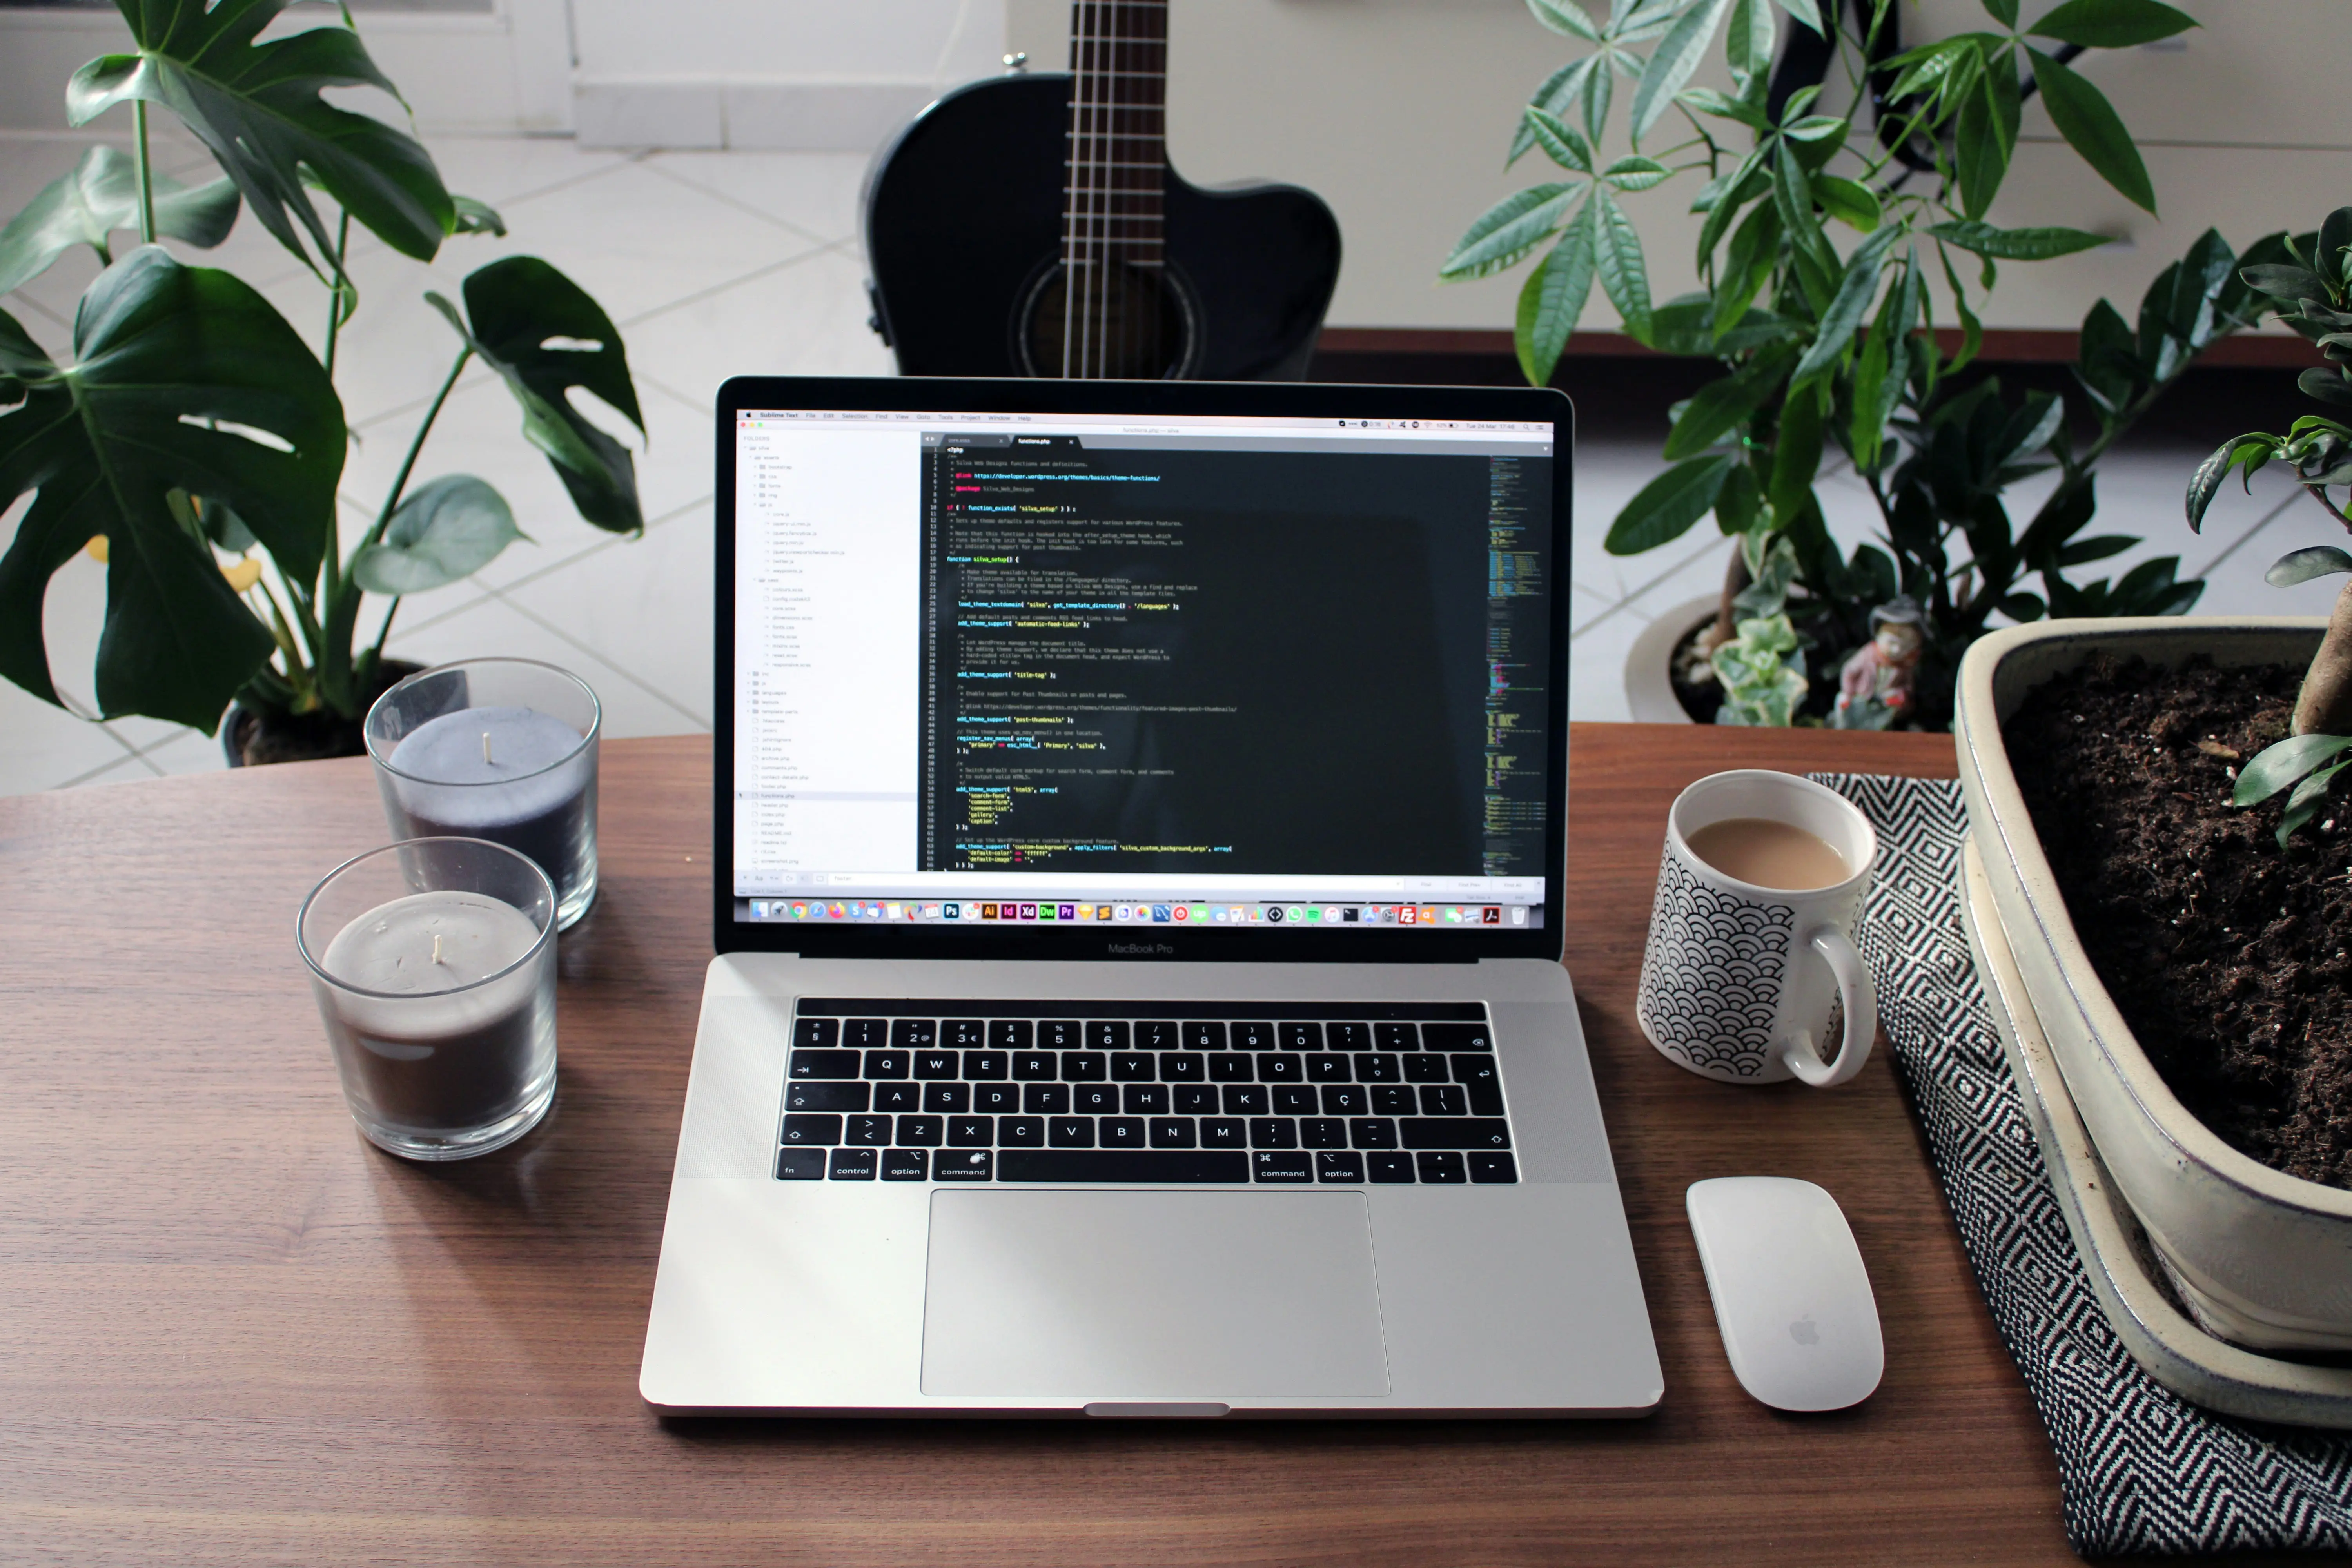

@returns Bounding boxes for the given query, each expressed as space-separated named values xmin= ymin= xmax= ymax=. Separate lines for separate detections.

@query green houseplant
xmin=1440 ymin=0 xmax=2259 ymax=728
xmin=2188 ymin=206 xmax=2352 ymax=841
xmin=0 ymin=0 xmax=646 ymax=763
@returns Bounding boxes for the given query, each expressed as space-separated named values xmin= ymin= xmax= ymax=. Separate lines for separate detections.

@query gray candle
xmin=366 ymin=661 xmax=602 ymax=929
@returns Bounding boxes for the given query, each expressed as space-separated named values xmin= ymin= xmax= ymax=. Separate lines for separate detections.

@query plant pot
xmin=1954 ymin=615 xmax=2352 ymax=1353
xmin=1622 ymin=595 xmax=1720 ymax=724
xmin=222 ymin=660 xmax=426 ymax=768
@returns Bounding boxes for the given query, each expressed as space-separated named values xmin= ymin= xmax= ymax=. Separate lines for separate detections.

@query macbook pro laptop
xmin=639 ymin=376 xmax=1661 ymax=1417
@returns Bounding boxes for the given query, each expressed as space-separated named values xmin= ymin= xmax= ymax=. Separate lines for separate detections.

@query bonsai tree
xmin=2189 ymin=207 xmax=2352 ymax=841
xmin=1440 ymin=0 xmax=2249 ymax=728
xmin=0 ymin=0 xmax=645 ymax=761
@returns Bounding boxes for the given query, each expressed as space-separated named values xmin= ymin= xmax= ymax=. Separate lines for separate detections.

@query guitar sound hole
xmin=1018 ymin=261 xmax=1195 ymax=380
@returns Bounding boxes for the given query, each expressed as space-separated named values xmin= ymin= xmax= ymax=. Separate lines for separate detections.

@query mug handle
xmin=1782 ymin=926 xmax=1876 ymax=1088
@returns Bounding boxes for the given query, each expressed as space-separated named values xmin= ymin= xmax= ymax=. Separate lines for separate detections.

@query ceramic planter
xmin=1621 ymin=594 xmax=1716 ymax=724
xmin=1954 ymin=615 xmax=2352 ymax=1354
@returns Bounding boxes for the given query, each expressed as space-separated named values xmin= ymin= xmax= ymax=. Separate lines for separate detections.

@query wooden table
xmin=0 ymin=726 xmax=2305 ymax=1565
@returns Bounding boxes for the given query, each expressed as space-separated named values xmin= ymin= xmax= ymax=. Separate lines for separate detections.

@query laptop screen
xmin=716 ymin=380 xmax=1569 ymax=958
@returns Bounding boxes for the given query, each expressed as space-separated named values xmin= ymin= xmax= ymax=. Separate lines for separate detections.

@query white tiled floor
xmin=0 ymin=129 xmax=2332 ymax=794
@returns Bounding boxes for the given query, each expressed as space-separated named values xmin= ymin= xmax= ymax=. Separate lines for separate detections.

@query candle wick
xmin=482 ymin=731 xmax=493 ymax=765
xmin=431 ymin=934 xmax=446 ymax=965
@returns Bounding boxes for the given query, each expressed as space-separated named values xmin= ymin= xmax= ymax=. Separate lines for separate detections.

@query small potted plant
xmin=1441 ymin=0 xmax=2235 ymax=729
xmin=1953 ymin=208 xmax=2352 ymax=1353
xmin=0 ymin=0 xmax=646 ymax=765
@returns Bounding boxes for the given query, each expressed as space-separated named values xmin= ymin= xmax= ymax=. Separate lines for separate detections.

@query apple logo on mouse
xmin=1789 ymin=1317 xmax=1820 ymax=1347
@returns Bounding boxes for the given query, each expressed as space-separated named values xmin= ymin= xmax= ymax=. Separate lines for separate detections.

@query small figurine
xmin=1833 ymin=596 xmax=1925 ymax=730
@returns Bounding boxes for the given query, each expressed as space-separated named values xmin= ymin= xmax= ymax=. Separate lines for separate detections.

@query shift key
xmin=1398 ymin=1118 xmax=1511 ymax=1150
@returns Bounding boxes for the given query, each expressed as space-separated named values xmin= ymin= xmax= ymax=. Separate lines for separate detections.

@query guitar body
xmin=863 ymin=72 xmax=1341 ymax=381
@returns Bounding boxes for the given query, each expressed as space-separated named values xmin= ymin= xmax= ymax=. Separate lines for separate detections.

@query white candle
xmin=322 ymin=889 xmax=539 ymax=993
xmin=318 ymin=889 xmax=548 ymax=1130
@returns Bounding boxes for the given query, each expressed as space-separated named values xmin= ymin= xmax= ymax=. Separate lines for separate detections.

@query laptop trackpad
xmin=920 ymin=1189 xmax=1391 ymax=1397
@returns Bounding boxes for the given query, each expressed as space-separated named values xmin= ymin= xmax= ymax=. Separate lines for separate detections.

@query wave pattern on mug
xmin=1637 ymin=851 xmax=1791 ymax=1077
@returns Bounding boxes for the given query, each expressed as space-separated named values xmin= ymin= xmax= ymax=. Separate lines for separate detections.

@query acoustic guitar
xmin=862 ymin=0 xmax=1341 ymax=381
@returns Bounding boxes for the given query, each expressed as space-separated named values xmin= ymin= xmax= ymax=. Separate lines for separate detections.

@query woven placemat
xmin=1809 ymin=773 xmax=2352 ymax=1556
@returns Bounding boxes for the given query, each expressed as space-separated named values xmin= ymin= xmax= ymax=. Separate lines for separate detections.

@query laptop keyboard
xmin=775 ymin=1001 xmax=1515 ymax=1186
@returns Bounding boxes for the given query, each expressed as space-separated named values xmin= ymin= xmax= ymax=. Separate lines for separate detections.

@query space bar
xmin=996 ymin=1150 xmax=1250 ymax=1183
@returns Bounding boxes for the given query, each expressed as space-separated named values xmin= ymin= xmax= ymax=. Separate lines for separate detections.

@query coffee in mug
xmin=1637 ymin=771 xmax=1878 ymax=1087
xmin=1684 ymin=817 xmax=1851 ymax=891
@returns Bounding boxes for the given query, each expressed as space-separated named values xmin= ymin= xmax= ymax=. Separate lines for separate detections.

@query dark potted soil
xmin=222 ymin=659 xmax=424 ymax=768
xmin=1956 ymin=617 xmax=2352 ymax=1354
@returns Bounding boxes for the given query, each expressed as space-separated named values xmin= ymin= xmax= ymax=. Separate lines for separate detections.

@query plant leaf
xmin=1938 ymin=242 xmax=1986 ymax=373
xmin=2241 ymin=264 xmax=2329 ymax=308
xmin=2235 ymin=733 xmax=2352 ymax=806
xmin=1680 ymin=85 xmax=1773 ymax=131
xmin=1515 ymin=203 xmax=1601 ymax=387
xmin=1583 ymin=48 xmax=1617 ymax=146
xmin=0 ymin=248 xmax=342 ymax=731
xmin=1928 ymin=220 xmax=2110 ymax=260
xmin=1515 ymin=56 xmax=1601 ymax=163
xmin=351 ymin=474 xmax=526 ymax=595
xmin=2278 ymin=761 xmax=2349 ymax=846
xmin=430 ymin=256 xmax=646 ymax=536
xmin=1982 ymin=0 xmax=2020 ymax=25
xmin=1664 ymin=344 xmax=1801 ymax=459
xmin=1606 ymin=455 xmax=1737 ymax=554
xmin=2059 ymin=534 xmax=2135 ymax=566
xmin=1954 ymin=64 xmax=2007 ymax=221
xmin=1814 ymin=176 xmax=1882 ymax=231
xmin=1592 ymin=188 xmax=1653 ymax=341
xmin=1768 ymin=378 xmax=1825 ymax=525
xmin=1442 ymin=183 xmax=1579 ymax=279
xmin=2303 ymin=367 xmax=2352 ymax=409
xmin=451 ymin=195 xmax=507 ymax=237
xmin=1603 ymin=154 xmax=1675 ymax=192
xmin=2185 ymin=434 xmax=2277 ymax=530
xmin=1781 ymin=115 xmax=1846 ymax=143
xmin=1791 ymin=225 xmax=1903 ymax=385
xmin=2028 ymin=0 xmax=2196 ymax=49
xmin=1528 ymin=0 xmax=1604 ymax=41
xmin=1725 ymin=0 xmax=1776 ymax=90
xmin=2027 ymin=45 xmax=2156 ymax=215
xmin=1774 ymin=0 xmax=1824 ymax=34
xmin=1631 ymin=0 xmax=1733 ymax=144
xmin=0 ymin=144 xmax=239 ymax=296
xmin=2268 ymin=546 xmax=2352 ymax=587
xmin=1525 ymin=107 xmax=1595 ymax=174
xmin=67 ymin=0 xmax=456 ymax=273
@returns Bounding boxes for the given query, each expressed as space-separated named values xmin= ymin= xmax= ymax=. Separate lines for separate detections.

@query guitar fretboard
xmin=1061 ymin=0 xmax=1168 ymax=376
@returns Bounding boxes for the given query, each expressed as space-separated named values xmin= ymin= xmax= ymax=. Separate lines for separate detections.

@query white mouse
xmin=1686 ymin=1177 xmax=1883 ymax=1412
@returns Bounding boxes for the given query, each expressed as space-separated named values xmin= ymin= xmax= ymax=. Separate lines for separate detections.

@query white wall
xmin=0 ymin=1 xmax=573 ymax=136
xmin=1009 ymin=0 xmax=2352 ymax=333
xmin=570 ymin=0 xmax=1007 ymax=149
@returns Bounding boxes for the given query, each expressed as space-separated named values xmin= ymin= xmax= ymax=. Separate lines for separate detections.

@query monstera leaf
xmin=0 ymin=145 xmax=238 ymax=296
xmin=428 ymin=257 xmax=646 ymax=535
xmin=352 ymin=474 xmax=525 ymax=594
xmin=66 ymin=0 xmax=453 ymax=274
xmin=0 ymin=247 xmax=343 ymax=731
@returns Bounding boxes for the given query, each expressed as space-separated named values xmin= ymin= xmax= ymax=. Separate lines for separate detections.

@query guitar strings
xmin=1065 ymin=0 xmax=1169 ymax=378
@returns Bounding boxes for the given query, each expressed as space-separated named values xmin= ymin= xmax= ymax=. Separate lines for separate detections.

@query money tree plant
xmin=1440 ymin=0 xmax=2237 ymax=728
xmin=0 ymin=0 xmax=645 ymax=759
xmin=2189 ymin=209 xmax=2352 ymax=843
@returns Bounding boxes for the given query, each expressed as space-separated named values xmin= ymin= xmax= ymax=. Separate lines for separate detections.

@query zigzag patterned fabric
xmin=1809 ymin=773 xmax=2352 ymax=1556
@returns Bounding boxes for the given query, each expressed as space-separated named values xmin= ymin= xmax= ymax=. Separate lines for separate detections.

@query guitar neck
xmin=1064 ymin=0 xmax=1167 ymax=268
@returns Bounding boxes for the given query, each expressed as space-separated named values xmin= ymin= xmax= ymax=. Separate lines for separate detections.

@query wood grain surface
xmin=0 ymin=728 xmax=2320 ymax=1566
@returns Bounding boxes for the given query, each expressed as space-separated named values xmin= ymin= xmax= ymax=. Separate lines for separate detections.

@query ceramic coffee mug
xmin=1636 ymin=770 xmax=1878 ymax=1087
